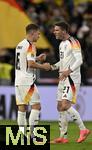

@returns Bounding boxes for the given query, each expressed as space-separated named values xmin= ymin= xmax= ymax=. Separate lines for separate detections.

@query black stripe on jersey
xmin=68 ymin=36 xmax=81 ymax=48
xmin=27 ymin=39 xmax=32 ymax=45
xmin=68 ymin=75 xmax=74 ymax=86
xmin=68 ymin=75 xmax=76 ymax=94
xmin=68 ymin=36 xmax=76 ymax=45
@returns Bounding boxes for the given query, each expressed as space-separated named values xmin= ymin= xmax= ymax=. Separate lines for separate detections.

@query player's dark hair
xmin=26 ymin=24 xmax=39 ymax=34
xmin=54 ymin=21 xmax=70 ymax=33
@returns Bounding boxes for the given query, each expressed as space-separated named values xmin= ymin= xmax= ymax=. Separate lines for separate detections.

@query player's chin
xmin=34 ymin=39 xmax=38 ymax=42
xmin=55 ymin=36 xmax=59 ymax=39
xmin=34 ymin=38 xmax=39 ymax=42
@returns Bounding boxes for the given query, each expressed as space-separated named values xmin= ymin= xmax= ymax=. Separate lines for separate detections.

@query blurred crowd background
xmin=0 ymin=0 xmax=92 ymax=86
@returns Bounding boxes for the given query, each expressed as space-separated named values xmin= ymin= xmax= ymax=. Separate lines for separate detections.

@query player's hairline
xmin=53 ymin=21 xmax=70 ymax=32
xmin=26 ymin=23 xmax=40 ymax=34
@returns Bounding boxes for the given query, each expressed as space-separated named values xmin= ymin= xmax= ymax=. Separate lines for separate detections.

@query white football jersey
xmin=59 ymin=37 xmax=83 ymax=83
xmin=15 ymin=39 xmax=36 ymax=85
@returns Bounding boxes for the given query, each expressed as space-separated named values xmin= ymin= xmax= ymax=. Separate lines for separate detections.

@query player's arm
xmin=50 ymin=61 xmax=60 ymax=70
xmin=36 ymin=53 xmax=46 ymax=62
xmin=69 ymin=50 xmax=83 ymax=72
xmin=59 ymin=41 xmax=83 ymax=81
xmin=27 ymin=60 xmax=51 ymax=71
xmin=27 ymin=46 xmax=50 ymax=71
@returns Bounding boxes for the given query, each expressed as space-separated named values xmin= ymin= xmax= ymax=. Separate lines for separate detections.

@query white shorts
xmin=15 ymin=84 xmax=40 ymax=105
xmin=57 ymin=76 xmax=80 ymax=104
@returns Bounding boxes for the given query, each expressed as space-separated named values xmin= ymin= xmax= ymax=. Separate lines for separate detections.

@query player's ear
xmin=62 ymin=30 xmax=66 ymax=34
xmin=31 ymin=30 xmax=34 ymax=35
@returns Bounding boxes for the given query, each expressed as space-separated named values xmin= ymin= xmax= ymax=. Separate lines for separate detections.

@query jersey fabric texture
xmin=57 ymin=79 xmax=80 ymax=104
xmin=58 ymin=36 xmax=82 ymax=84
xmin=15 ymin=84 xmax=40 ymax=105
xmin=57 ymin=37 xmax=82 ymax=103
xmin=15 ymin=39 xmax=36 ymax=85
xmin=15 ymin=39 xmax=40 ymax=105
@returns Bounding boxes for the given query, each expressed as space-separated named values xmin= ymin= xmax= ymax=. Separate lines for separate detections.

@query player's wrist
xmin=50 ymin=64 xmax=58 ymax=70
xmin=50 ymin=65 xmax=54 ymax=70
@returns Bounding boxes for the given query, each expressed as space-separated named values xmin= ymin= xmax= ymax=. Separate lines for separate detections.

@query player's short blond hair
xmin=26 ymin=24 xmax=39 ymax=34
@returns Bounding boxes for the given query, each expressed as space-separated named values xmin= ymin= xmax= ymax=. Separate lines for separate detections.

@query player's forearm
xmin=28 ymin=61 xmax=45 ymax=69
xmin=36 ymin=53 xmax=46 ymax=62
xmin=70 ymin=52 xmax=83 ymax=71
xmin=51 ymin=61 xmax=60 ymax=70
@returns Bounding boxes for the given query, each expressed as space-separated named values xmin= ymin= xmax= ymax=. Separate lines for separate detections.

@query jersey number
xmin=63 ymin=86 xmax=69 ymax=93
xmin=16 ymin=52 xmax=20 ymax=70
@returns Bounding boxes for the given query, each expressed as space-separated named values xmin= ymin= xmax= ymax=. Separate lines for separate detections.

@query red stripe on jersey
xmin=24 ymin=84 xmax=34 ymax=103
xmin=68 ymin=37 xmax=80 ymax=50
xmin=68 ymin=75 xmax=76 ymax=104
xmin=27 ymin=44 xmax=33 ymax=53
xmin=75 ymin=39 xmax=81 ymax=48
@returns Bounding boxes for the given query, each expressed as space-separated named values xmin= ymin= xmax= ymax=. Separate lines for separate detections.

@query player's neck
xmin=27 ymin=38 xmax=35 ymax=46
xmin=63 ymin=34 xmax=70 ymax=41
xmin=27 ymin=38 xmax=33 ymax=44
xmin=26 ymin=35 xmax=33 ymax=44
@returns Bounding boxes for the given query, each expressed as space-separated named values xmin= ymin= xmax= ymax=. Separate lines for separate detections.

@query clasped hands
xmin=42 ymin=63 xmax=51 ymax=71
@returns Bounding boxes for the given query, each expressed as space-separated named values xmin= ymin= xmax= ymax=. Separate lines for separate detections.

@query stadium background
xmin=0 ymin=0 xmax=92 ymax=149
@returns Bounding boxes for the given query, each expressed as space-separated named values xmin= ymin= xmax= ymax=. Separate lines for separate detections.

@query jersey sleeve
xmin=27 ymin=44 xmax=35 ymax=61
xmin=69 ymin=38 xmax=81 ymax=52
xmin=70 ymin=51 xmax=83 ymax=71
xmin=68 ymin=39 xmax=83 ymax=71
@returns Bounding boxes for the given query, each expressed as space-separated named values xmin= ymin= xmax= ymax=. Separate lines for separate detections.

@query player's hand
xmin=36 ymin=53 xmax=46 ymax=62
xmin=42 ymin=63 xmax=51 ymax=71
xmin=59 ymin=69 xmax=72 ymax=81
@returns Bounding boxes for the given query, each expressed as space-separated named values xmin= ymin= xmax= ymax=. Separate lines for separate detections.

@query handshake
xmin=36 ymin=53 xmax=53 ymax=71
xmin=42 ymin=63 xmax=51 ymax=71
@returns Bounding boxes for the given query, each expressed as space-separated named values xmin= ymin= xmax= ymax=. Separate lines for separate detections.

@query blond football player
xmin=15 ymin=24 xmax=51 ymax=138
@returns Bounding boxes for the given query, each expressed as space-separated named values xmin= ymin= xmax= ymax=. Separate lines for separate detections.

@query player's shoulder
xmin=16 ymin=39 xmax=29 ymax=50
xmin=65 ymin=36 xmax=81 ymax=51
xmin=68 ymin=36 xmax=81 ymax=47
xmin=60 ymin=38 xmax=71 ymax=50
